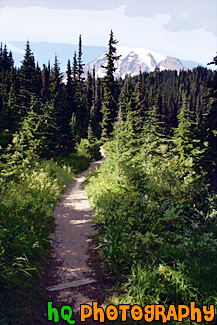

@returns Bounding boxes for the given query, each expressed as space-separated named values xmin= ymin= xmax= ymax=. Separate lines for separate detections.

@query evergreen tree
xmin=78 ymin=35 xmax=85 ymax=84
xmin=2 ymin=45 xmax=14 ymax=72
xmin=86 ymin=70 xmax=93 ymax=113
xmin=6 ymin=82 xmax=20 ymax=131
xmin=66 ymin=59 xmax=76 ymax=147
xmin=161 ymin=94 xmax=169 ymax=135
xmin=72 ymin=51 xmax=78 ymax=82
xmin=73 ymin=36 xmax=88 ymax=139
xmin=19 ymin=97 xmax=47 ymax=156
xmin=45 ymin=56 xmax=72 ymax=155
xmin=118 ymin=75 xmax=141 ymax=132
xmin=137 ymin=70 xmax=145 ymax=119
xmin=168 ymin=91 xmax=178 ymax=133
xmin=41 ymin=64 xmax=50 ymax=103
xmin=34 ymin=62 xmax=42 ymax=98
xmin=113 ymin=100 xmax=143 ymax=186
xmin=18 ymin=41 xmax=37 ymax=115
xmin=66 ymin=59 xmax=74 ymax=105
xmin=90 ymin=77 xmax=102 ymax=139
xmin=0 ymin=45 xmax=17 ymax=147
xmin=153 ymin=90 xmax=163 ymax=124
xmin=199 ymin=56 xmax=217 ymax=188
xmin=0 ymin=44 xmax=14 ymax=102
xmin=101 ymin=30 xmax=121 ymax=140
xmin=173 ymin=94 xmax=198 ymax=162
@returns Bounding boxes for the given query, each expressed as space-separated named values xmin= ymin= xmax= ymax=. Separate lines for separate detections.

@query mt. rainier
xmin=84 ymin=46 xmax=195 ymax=78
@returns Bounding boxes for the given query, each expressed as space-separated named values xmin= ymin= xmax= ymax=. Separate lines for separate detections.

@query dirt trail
xmin=46 ymin=157 xmax=105 ymax=324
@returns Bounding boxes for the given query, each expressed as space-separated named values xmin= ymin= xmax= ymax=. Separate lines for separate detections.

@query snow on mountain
xmin=83 ymin=46 xmax=190 ymax=79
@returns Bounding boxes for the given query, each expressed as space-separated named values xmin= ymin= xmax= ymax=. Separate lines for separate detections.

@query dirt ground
xmin=45 ymin=157 xmax=106 ymax=324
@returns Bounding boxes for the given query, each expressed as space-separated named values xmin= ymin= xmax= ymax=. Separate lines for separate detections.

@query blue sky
xmin=0 ymin=0 xmax=216 ymax=67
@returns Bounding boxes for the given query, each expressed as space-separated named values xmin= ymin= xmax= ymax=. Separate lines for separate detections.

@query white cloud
xmin=0 ymin=5 xmax=216 ymax=65
xmin=179 ymin=12 xmax=189 ymax=19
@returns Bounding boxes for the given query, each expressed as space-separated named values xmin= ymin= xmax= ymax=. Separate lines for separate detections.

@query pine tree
xmin=66 ymin=59 xmax=76 ymax=147
xmin=86 ymin=71 xmax=93 ymax=112
xmin=72 ymin=51 xmax=78 ymax=81
xmin=101 ymin=30 xmax=121 ymax=140
xmin=35 ymin=62 xmax=42 ymax=95
xmin=2 ymin=45 xmax=13 ymax=72
xmin=41 ymin=64 xmax=50 ymax=103
xmin=153 ymin=90 xmax=163 ymax=124
xmin=19 ymin=97 xmax=47 ymax=156
xmin=199 ymin=55 xmax=217 ymax=188
xmin=137 ymin=70 xmax=145 ymax=119
xmin=173 ymin=94 xmax=197 ymax=162
xmin=119 ymin=75 xmax=141 ymax=129
xmin=168 ymin=91 xmax=178 ymax=132
xmin=7 ymin=82 xmax=20 ymax=132
xmin=78 ymin=35 xmax=84 ymax=84
xmin=19 ymin=41 xmax=40 ymax=116
xmin=45 ymin=56 xmax=73 ymax=155
xmin=18 ymin=41 xmax=37 ymax=116
xmin=73 ymin=36 xmax=88 ymax=139
xmin=0 ymin=45 xmax=17 ymax=147
xmin=90 ymin=77 xmax=102 ymax=139
xmin=0 ymin=44 xmax=14 ymax=100
xmin=113 ymin=100 xmax=143 ymax=186
xmin=66 ymin=59 xmax=74 ymax=107
xmin=161 ymin=94 xmax=169 ymax=135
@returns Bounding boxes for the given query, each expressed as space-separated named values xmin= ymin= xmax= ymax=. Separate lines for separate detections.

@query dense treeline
xmin=0 ymin=30 xmax=217 ymax=323
xmin=1 ymin=36 xmax=216 ymax=159
xmin=0 ymin=35 xmax=216 ymax=180
xmin=0 ymin=39 xmax=99 ymax=157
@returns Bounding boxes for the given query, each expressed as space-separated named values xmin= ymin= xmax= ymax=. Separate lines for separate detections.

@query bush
xmin=77 ymin=138 xmax=102 ymax=161
xmin=0 ymin=145 xmax=92 ymax=323
xmin=85 ymin=138 xmax=217 ymax=321
xmin=0 ymin=157 xmax=73 ymax=323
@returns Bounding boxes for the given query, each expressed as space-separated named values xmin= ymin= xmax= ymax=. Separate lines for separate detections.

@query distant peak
xmin=84 ymin=45 xmax=196 ymax=79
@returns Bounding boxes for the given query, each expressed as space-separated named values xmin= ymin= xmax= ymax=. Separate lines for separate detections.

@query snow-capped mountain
xmin=84 ymin=46 xmax=193 ymax=79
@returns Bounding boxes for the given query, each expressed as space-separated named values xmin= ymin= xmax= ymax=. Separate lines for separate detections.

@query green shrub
xmin=54 ymin=152 xmax=91 ymax=174
xmin=85 ymin=138 xmax=217 ymax=318
xmin=77 ymin=138 xmax=102 ymax=161
xmin=0 ymin=152 xmax=85 ymax=323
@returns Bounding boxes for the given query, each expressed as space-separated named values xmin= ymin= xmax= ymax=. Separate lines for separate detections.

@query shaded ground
xmin=44 ymin=159 xmax=106 ymax=324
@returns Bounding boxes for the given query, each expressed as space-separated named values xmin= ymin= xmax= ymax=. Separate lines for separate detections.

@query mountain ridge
xmin=6 ymin=41 xmax=203 ymax=75
xmin=83 ymin=45 xmax=199 ymax=78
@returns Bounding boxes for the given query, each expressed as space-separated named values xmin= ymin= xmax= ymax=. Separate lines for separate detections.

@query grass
xmin=0 ymin=151 xmax=91 ymax=324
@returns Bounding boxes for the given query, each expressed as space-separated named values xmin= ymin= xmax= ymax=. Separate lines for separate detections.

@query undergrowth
xmin=85 ymin=140 xmax=217 ymax=324
xmin=0 ymin=145 xmax=91 ymax=324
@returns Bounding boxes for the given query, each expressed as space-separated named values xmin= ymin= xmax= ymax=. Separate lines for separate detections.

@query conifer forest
xmin=0 ymin=31 xmax=217 ymax=323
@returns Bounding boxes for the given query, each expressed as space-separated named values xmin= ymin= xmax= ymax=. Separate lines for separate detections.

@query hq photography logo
xmin=47 ymin=301 xmax=215 ymax=323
